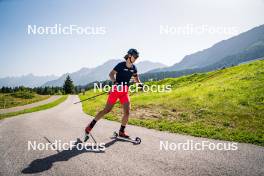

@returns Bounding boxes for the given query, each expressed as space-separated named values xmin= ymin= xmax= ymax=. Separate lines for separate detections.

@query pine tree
xmin=63 ymin=75 xmax=75 ymax=94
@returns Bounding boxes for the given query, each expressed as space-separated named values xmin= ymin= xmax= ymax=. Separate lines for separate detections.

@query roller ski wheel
xmin=113 ymin=131 xmax=141 ymax=144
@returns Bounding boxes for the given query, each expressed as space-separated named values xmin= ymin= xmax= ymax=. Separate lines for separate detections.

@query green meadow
xmin=79 ymin=60 xmax=264 ymax=146
xmin=0 ymin=91 xmax=50 ymax=109
xmin=0 ymin=95 xmax=68 ymax=119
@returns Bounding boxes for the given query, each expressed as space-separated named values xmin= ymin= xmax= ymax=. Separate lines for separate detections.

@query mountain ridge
xmin=148 ymin=24 xmax=264 ymax=73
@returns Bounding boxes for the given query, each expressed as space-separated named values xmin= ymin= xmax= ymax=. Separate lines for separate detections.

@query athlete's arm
xmin=109 ymin=70 xmax=117 ymax=83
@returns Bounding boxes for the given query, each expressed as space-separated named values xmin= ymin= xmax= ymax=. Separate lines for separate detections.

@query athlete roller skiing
xmin=84 ymin=48 xmax=143 ymax=142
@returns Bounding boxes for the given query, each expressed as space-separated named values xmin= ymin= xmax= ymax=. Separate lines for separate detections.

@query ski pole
xmin=73 ymin=91 xmax=108 ymax=104
xmin=89 ymin=133 xmax=97 ymax=144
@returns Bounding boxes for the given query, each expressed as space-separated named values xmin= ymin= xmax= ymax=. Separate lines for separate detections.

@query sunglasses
xmin=132 ymin=55 xmax=139 ymax=59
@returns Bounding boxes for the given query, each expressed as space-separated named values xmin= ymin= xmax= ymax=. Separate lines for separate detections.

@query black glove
xmin=138 ymin=83 xmax=144 ymax=88
xmin=137 ymin=83 xmax=144 ymax=91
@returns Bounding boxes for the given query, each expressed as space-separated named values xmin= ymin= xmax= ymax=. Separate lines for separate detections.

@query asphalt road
xmin=0 ymin=95 xmax=263 ymax=176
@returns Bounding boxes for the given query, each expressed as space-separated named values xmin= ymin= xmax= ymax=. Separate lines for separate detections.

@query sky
xmin=0 ymin=0 xmax=264 ymax=77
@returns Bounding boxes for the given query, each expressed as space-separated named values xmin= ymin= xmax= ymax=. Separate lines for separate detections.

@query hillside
xmin=149 ymin=24 xmax=264 ymax=73
xmin=0 ymin=92 xmax=49 ymax=109
xmin=79 ymin=60 xmax=264 ymax=146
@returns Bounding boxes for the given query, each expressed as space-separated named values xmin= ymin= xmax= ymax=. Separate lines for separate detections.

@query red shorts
xmin=107 ymin=85 xmax=130 ymax=105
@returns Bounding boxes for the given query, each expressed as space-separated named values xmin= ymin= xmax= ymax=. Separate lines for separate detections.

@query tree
xmin=63 ymin=75 xmax=75 ymax=94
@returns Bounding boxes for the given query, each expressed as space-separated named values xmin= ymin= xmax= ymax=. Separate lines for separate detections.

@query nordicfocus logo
xmin=94 ymin=83 xmax=172 ymax=93
xmin=27 ymin=24 xmax=106 ymax=35
xmin=27 ymin=140 xmax=106 ymax=151
xmin=160 ymin=24 xmax=239 ymax=36
xmin=160 ymin=140 xmax=238 ymax=151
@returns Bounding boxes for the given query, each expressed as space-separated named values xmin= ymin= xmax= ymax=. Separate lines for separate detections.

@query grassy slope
xmin=0 ymin=93 xmax=50 ymax=109
xmin=79 ymin=60 xmax=264 ymax=146
xmin=0 ymin=95 xmax=68 ymax=120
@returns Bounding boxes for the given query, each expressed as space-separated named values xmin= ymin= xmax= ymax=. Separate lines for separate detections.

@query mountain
xmin=149 ymin=24 xmax=264 ymax=73
xmin=0 ymin=74 xmax=58 ymax=88
xmin=136 ymin=61 xmax=166 ymax=73
xmin=42 ymin=60 xmax=166 ymax=87
xmin=140 ymin=40 xmax=264 ymax=82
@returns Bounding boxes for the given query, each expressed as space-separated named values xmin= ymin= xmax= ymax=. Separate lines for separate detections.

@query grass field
xmin=79 ymin=60 xmax=264 ymax=146
xmin=0 ymin=91 xmax=50 ymax=109
xmin=0 ymin=95 xmax=68 ymax=120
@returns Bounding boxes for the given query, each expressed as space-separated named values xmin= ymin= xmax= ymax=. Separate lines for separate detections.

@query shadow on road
xmin=21 ymin=137 xmax=118 ymax=174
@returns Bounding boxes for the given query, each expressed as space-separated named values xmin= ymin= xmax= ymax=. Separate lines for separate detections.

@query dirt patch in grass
xmin=129 ymin=105 xmax=195 ymax=122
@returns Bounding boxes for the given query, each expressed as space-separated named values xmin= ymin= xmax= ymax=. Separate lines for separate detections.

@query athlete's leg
xmin=119 ymin=101 xmax=130 ymax=138
xmin=85 ymin=102 xmax=114 ymax=133
xmin=94 ymin=102 xmax=114 ymax=121
xmin=121 ymin=102 xmax=130 ymax=126
xmin=85 ymin=90 xmax=117 ymax=134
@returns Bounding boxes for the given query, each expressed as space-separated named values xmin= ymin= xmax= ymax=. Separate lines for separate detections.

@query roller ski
xmin=113 ymin=131 xmax=141 ymax=144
